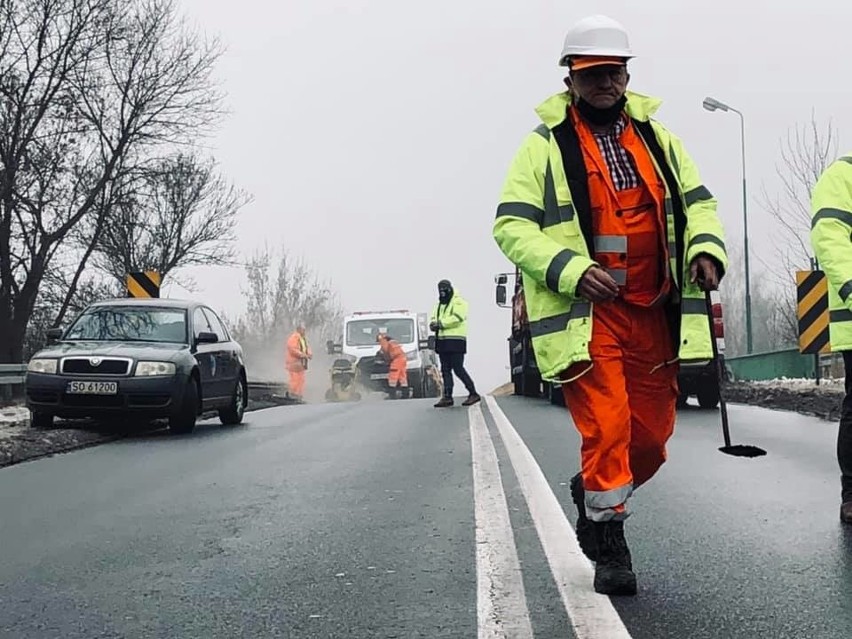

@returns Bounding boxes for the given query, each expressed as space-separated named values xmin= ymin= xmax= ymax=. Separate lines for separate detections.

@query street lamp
xmin=703 ymin=96 xmax=752 ymax=355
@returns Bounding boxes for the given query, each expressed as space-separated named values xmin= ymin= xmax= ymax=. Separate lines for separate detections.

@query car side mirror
xmin=196 ymin=331 xmax=218 ymax=344
xmin=46 ymin=328 xmax=63 ymax=343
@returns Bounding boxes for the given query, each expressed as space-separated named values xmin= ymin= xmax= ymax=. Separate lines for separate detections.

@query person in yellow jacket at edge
xmin=492 ymin=14 xmax=728 ymax=596
xmin=811 ymin=155 xmax=852 ymax=525
xmin=429 ymin=279 xmax=481 ymax=408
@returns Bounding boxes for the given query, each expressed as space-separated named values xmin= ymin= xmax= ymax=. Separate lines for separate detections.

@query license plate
xmin=370 ymin=373 xmax=388 ymax=380
xmin=66 ymin=381 xmax=118 ymax=395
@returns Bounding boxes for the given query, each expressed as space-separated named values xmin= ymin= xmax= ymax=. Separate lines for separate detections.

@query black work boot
xmin=462 ymin=393 xmax=481 ymax=406
xmin=592 ymin=520 xmax=637 ymax=596
xmin=841 ymin=502 xmax=852 ymax=524
xmin=570 ymin=473 xmax=598 ymax=561
xmin=434 ymin=396 xmax=454 ymax=408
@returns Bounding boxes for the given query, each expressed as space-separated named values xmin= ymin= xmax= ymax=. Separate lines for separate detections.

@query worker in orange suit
xmin=377 ymin=333 xmax=409 ymax=399
xmin=286 ymin=324 xmax=312 ymax=399
xmin=492 ymin=15 xmax=728 ymax=596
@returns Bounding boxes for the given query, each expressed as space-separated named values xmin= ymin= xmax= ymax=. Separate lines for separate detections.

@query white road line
xmin=483 ymin=395 xmax=633 ymax=639
xmin=468 ymin=402 xmax=534 ymax=639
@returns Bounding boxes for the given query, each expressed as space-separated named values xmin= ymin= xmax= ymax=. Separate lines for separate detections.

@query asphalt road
xmin=1 ymin=392 xmax=851 ymax=638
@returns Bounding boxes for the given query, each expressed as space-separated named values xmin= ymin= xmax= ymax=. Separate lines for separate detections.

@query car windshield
xmin=346 ymin=318 xmax=414 ymax=346
xmin=64 ymin=307 xmax=188 ymax=343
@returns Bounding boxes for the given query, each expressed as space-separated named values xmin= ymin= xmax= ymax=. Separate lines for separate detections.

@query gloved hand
xmin=690 ymin=254 xmax=721 ymax=291
xmin=430 ymin=321 xmax=442 ymax=332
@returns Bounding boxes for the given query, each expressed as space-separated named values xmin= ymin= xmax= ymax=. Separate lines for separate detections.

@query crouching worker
xmin=377 ymin=333 xmax=409 ymax=399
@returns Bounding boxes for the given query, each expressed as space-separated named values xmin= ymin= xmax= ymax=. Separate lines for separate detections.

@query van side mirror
xmin=326 ymin=340 xmax=334 ymax=355
xmin=496 ymin=284 xmax=507 ymax=307
xmin=427 ymin=335 xmax=436 ymax=350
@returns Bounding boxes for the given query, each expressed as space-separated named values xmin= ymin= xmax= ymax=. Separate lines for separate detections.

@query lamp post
xmin=702 ymin=96 xmax=752 ymax=355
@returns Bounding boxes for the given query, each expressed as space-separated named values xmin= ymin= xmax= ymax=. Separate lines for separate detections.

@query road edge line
xmin=483 ymin=395 xmax=633 ymax=639
xmin=468 ymin=402 xmax=534 ymax=639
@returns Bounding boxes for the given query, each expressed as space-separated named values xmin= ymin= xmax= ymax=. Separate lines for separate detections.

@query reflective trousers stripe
xmin=586 ymin=483 xmax=634 ymax=511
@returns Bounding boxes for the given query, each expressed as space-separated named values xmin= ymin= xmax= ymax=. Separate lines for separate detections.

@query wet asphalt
xmin=1 ymin=393 xmax=851 ymax=638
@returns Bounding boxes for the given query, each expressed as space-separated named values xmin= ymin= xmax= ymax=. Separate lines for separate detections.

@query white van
xmin=327 ymin=310 xmax=442 ymax=398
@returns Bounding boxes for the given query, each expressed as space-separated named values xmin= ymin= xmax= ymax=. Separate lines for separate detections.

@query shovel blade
xmin=719 ymin=445 xmax=767 ymax=458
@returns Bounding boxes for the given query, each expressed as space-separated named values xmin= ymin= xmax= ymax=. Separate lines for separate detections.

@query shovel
xmin=703 ymin=290 xmax=767 ymax=458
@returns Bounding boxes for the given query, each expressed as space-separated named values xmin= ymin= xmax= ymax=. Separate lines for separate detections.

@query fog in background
xmin=158 ymin=0 xmax=852 ymax=393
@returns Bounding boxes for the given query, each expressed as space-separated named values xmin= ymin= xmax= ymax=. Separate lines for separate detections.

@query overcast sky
xmin=167 ymin=0 xmax=852 ymax=392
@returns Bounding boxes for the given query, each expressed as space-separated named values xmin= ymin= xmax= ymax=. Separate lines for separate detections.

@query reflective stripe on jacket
xmin=492 ymin=90 xmax=728 ymax=381
xmin=811 ymin=155 xmax=852 ymax=350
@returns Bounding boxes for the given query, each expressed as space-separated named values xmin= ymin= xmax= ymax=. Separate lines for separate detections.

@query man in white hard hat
xmin=493 ymin=15 xmax=728 ymax=596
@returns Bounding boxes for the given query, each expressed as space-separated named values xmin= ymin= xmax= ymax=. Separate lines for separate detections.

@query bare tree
xmin=93 ymin=152 xmax=250 ymax=285
xmin=755 ymin=114 xmax=838 ymax=348
xmin=759 ymin=113 xmax=838 ymax=274
xmin=720 ymin=244 xmax=797 ymax=355
xmin=228 ymin=246 xmax=344 ymax=378
xmin=0 ymin=0 xmax=225 ymax=362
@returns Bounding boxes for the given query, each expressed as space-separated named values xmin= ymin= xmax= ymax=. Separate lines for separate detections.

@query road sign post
xmin=126 ymin=271 xmax=161 ymax=298
xmin=796 ymin=269 xmax=831 ymax=384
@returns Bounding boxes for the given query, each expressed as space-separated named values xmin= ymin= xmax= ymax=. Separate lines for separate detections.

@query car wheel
xmin=169 ymin=377 xmax=199 ymax=434
xmin=219 ymin=375 xmax=246 ymax=425
xmin=30 ymin=411 xmax=54 ymax=429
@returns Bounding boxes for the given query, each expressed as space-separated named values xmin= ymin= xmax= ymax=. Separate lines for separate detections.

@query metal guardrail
xmin=0 ymin=364 xmax=26 ymax=402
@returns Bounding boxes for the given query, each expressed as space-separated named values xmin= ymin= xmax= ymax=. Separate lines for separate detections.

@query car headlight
xmin=27 ymin=359 xmax=58 ymax=374
xmin=406 ymin=349 xmax=420 ymax=361
xmin=135 ymin=361 xmax=176 ymax=377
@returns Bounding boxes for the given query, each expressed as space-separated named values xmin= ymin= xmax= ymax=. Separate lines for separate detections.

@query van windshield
xmin=346 ymin=318 xmax=415 ymax=346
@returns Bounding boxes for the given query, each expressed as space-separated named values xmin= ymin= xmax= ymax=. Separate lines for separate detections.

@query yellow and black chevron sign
xmin=796 ymin=270 xmax=830 ymax=354
xmin=126 ymin=271 xmax=161 ymax=299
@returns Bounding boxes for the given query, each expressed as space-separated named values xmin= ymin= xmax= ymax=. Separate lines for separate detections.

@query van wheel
xmin=170 ymin=377 xmax=199 ymax=434
xmin=697 ymin=385 xmax=720 ymax=410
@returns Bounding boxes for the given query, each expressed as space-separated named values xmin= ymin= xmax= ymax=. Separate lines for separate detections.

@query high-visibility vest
xmin=493 ymin=90 xmax=728 ymax=381
xmin=811 ymin=154 xmax=852 ymax=350
xmin=430 ymin=293 xmax=469 ymax=350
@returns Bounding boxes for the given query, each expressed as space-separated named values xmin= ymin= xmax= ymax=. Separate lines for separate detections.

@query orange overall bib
xmin=379 ymin=337 xmax=408 ymax=388
xmin=562 ymin=110 xmax=679 ymax=522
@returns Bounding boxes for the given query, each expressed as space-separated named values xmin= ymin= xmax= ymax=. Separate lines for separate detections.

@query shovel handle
xmin=704 ymin=290 xmax=732 ymax=448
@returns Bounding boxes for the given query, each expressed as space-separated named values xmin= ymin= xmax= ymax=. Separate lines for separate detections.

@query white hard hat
xmin=558 ymin=15 xmax=633 ymax=67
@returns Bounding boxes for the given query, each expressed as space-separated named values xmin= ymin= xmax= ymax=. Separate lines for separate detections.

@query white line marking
xmin=469 ymin=402 xmax=534 ymax=639
xmin=483 ymin=395 xmax=633 ymax=639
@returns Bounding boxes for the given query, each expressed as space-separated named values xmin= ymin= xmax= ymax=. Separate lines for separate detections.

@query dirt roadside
xmin=0 ymin=394 xmax=290 ymax=470
xmin=723 ymin=379 xmax=846 ymax=422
